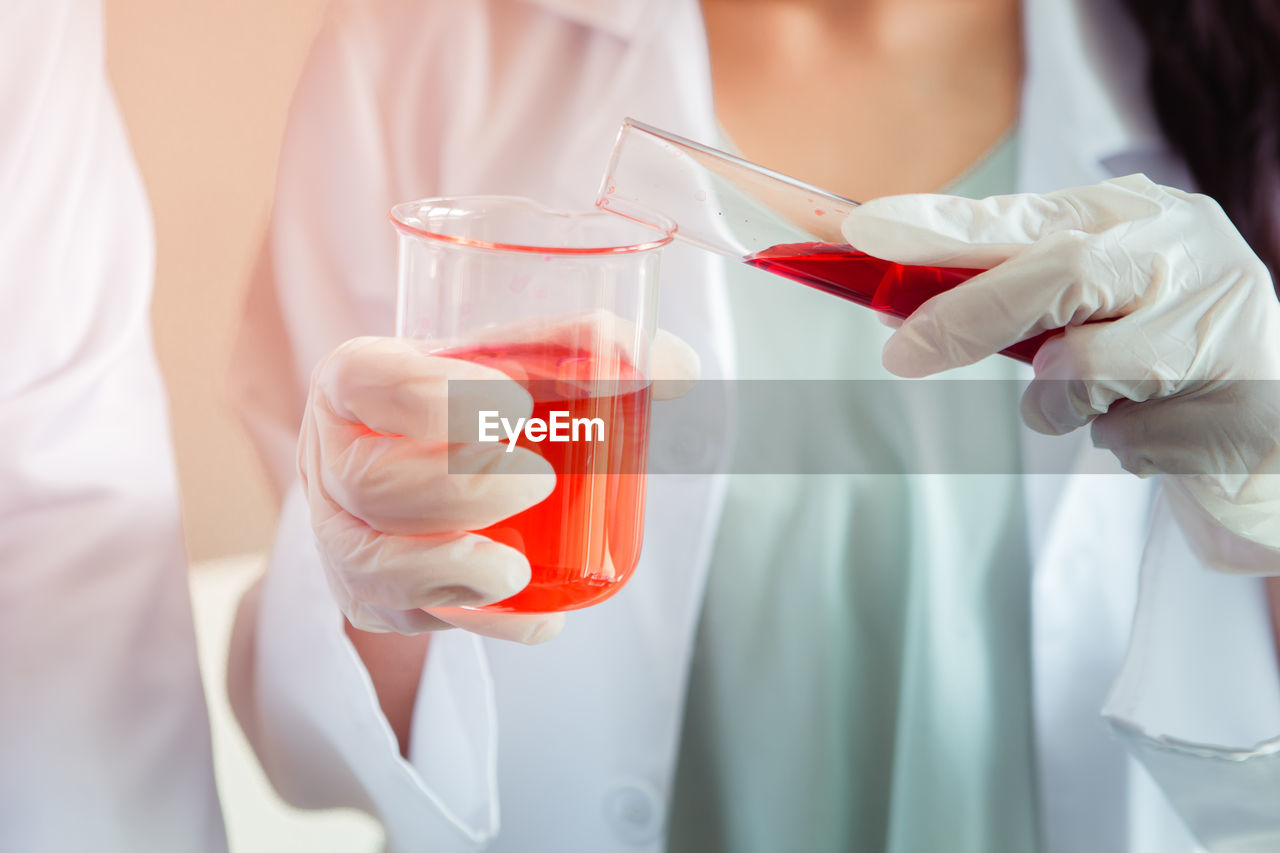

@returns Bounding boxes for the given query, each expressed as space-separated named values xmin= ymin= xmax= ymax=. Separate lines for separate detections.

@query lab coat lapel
xmin=1018 ymin=0 xmax=1169 ymax=634
xmin=1018 ymin=0 xmax=1196 ymax=622
xmin=1018 ymin=0 xmax=1163 ymax=193
xmin=1019 ymin=1 xmax=1206 ymax=851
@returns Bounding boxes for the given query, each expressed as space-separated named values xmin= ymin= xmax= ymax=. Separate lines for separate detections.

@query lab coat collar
xmin=533 ymin=0 xmax=1164 ymax=162
xmin=1021 ymin=0 xmax=1167 ymax=188
xmin=521 ymin=0 xmax=650 ymax=40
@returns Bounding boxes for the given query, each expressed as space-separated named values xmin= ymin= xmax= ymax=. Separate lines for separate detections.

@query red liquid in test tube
xmin=745 ymin=241 xmax=1055 ymax=363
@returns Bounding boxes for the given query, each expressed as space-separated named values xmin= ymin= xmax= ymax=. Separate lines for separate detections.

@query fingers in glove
xmin=315 ymin=336 xmax=533 ymax=441
xmin=1018 ymin=320 xmax=1168 ymax=434
xmin=311 ymin=494 xmax=534 ymax=610
xmin=652 ymin=327 xmax=700 ymax=400
xmin=340 ymin=597 xmax=454 ymax=635
xmin=317 ymin=427 xmax=556 ymax=534
xmin=428 ymin=607 xmax=565 ymax=644
xmin=341 ymin=596 xmax=565 ymax=643
xmin=880 ymin=230 xmax=1144 ymax=375
xmin=840 ymin=174 xmax=1167 ymax=269
xmin=1089 ymin=382 xmax=1280 ymax=480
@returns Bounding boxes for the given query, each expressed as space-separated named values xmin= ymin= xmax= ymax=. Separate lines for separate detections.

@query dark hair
xmin=1122 ymin=0 xmax=1280 ymax=291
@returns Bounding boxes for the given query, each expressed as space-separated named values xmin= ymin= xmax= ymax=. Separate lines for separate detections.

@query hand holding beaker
xmin=299 ymin=196 xmax=685 ymax=637
xmin=299 ymin=334 xmax=565 ymax=640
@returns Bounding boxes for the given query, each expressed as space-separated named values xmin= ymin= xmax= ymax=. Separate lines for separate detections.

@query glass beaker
xmin=390 ymin=196 xmax=673 ymax=613
xmin=597 ymin=118 xmax=1056 ymax=362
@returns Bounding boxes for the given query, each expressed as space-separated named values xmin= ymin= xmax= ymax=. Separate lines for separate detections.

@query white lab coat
xmin=228 ymin=1 xmax=1280 ymax=851
xmin=0 ymin=2 xmax=225 ymax=851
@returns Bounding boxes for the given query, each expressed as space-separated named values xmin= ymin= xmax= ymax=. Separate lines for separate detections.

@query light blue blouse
xmin=667 ymin=132 xmax=1039 ymax=853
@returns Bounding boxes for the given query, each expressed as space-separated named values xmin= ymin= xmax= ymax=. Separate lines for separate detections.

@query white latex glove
xmin=842 ymin=174 xmax=1280 ymax=561
xmin=298 ymin=316 xmax=699 ymax=638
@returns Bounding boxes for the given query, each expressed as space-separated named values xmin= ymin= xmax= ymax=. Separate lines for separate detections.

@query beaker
xmin=597 ymin=118 xmax=1055 ymax=362
xmin=390 ymin=196 xmax=673 ymax=613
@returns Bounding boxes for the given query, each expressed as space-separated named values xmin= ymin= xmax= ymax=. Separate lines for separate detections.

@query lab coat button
xmin=603 ymin=783 xmax=663 ymax=844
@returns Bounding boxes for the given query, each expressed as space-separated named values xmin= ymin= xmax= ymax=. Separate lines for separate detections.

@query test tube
xmin=596 ymin=118 xmax=1054 ymax=363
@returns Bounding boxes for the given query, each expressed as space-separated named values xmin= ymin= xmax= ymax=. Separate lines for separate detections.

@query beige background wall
xmin=106 ymin=0 xmax=329 ymax=561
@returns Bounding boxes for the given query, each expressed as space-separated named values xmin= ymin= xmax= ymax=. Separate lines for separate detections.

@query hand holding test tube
xmin=597 ymin=118 xmax=1060 ymax=361
xmin=599 ymin=121 xmax=1280 ymax=563
xmin=842 ymin=175 xmax=1280 ymax=561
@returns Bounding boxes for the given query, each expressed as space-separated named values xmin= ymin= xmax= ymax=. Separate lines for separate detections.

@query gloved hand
xmin=298 ymin=314 xmax=699 ymax=638
xmin=841 ymin=174 xmax=1280 ymax=562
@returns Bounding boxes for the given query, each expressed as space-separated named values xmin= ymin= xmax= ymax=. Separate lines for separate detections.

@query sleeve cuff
xmin=230 ymin=484 xmax=499 ymax=852
xmin=1163 ymin=477 xmax=1280 ymax=576
xmin=1103 ymin=486 xmax=1280 ymax=851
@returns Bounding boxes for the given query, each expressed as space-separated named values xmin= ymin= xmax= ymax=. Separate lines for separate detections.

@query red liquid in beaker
xmin=441 ymin=342 xmax=651 ymax=613
xmin=745 ymin=241 xmax=1054 ymax=362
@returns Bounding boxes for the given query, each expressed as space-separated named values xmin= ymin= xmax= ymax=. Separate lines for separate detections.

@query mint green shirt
xmin=667 ymin=133 xmax=1039 ymax=853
